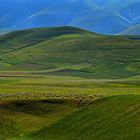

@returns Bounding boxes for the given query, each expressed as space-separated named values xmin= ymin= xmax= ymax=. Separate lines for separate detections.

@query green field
xmin=0 ymin=26 xmax=140 ymax=140
xmin=0 ymin=95 xmax=140 ymax=140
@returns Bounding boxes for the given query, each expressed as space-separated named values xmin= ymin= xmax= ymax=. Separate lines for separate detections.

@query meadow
xmin=0 ymin=26 xmax=140 ymax=140
xmin=0 ymin=72 xmax=139 ymax=140
xmin=0 ymin=72 xmax=140 ymax=96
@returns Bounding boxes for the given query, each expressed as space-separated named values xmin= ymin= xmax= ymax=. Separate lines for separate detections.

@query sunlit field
xmin=0 ymin=27 xmax=140 ymax=140
xmin=0 ymin=72 xmax=140 ymax=97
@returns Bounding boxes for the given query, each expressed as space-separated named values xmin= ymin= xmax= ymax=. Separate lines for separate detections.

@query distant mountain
xmin=0 ymin=0 xmax=140 ymax=35
xmin=118 ymin=24 xmax=140 ymax=35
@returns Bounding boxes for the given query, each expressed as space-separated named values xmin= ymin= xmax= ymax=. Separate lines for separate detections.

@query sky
xmin=0 ymin=0 xmax=140 ymax=34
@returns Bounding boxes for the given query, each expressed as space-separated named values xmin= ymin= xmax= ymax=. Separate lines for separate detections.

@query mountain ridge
xmin=1 ymin=0 xmax=140 ymax=35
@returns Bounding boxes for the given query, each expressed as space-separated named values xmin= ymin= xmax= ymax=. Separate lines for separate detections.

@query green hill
xmin=3 ymin=95 xmax=139 ymax=140
xmin=0 ymin=26 xmax=87 ymax=54
xmin=31 ymin=95 xmax=140 ymax=140
xmin=0 ymin=27 xmax=140 ymax=140
xmin=0 ymin=26 xmax=140 ymax=79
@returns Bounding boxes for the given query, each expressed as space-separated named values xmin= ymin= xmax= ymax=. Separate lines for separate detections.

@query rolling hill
xmin=0 ymin=26 xmax=140 ymax=140
xmin=0 ymin=26 xmax=140 ymax=79
xmin=30 ymin=95 xmax=140 ymax=140
xmin=0 ymin=1 xmax=140 ymax=140
xmin=1 ymin=95 xmax=139 ymax=140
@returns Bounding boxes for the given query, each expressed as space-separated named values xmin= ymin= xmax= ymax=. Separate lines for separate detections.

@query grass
xmin=1 ymin=95 xmax=139 ymax=140
xmin=0 ymin=98 xmax=80 ymax=140
xmin=30 ymin=95 xmax=140 ymax=140
xmin=0 ymin=26 xmax=139 ymax=79
xmin=41 ymin=95 xmax=140 ymax=140
xmin=0 ymin=26 xmax=139 ymax=139
xmin=0 ymin=74 xmax=140 ymax=96
xmin=0 ymin=73 xmax=139 ymax=140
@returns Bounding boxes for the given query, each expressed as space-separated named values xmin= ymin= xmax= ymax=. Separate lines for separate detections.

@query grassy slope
xmin=0 ymin=26 xmax=140 ymax=79
xmin=0 ymin=26 xmax=86 ymax=53
xmin=0 ymin=26 xmax=139 ymax=140
xmin=0 ymin=99 xmax=79 ymax=140
xmin=31 ymin=96 xmax=140 ymax=140
xmin=8 ymin=95 xmax=140 ymax=140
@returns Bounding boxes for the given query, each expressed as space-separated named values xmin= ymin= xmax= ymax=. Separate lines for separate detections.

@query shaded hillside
xmin=0 ymin=26 xmax=87 ymax=53
xmin=0 ymin=98 xmax=79 ymax=140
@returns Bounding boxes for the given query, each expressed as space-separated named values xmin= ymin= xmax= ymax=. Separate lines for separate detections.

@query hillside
xmin=0 ymin=1 xmax=140 ymax=140
xmin=0 ymin=26 xmax=140 ymax=79
xmin=0 ymin=27 xmax=139 ymax=140
xmin=2 ymin=95 xmax=139 ymax=140
xmin=0 ymin=26 xmax=87 ymax=53
xmin=31 ymin=95 xmax=140 ymax=140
